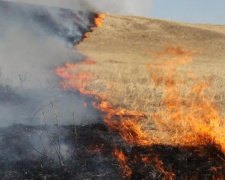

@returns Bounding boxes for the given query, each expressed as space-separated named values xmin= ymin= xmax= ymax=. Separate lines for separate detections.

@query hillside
xmin=75 ymin=13 xmax=225 ymax=115
xmin=77 ymin=14 xmax=225 ymax=62
xmin=56 ymin=13 xmax=225 ymax=179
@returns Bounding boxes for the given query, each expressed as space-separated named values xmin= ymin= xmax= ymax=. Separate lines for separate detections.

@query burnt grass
xmin=0 ymin=123 xmax=224 ymax=179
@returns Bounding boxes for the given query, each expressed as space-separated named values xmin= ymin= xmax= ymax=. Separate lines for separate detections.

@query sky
xmin=150 ymin=0 xmax=225 ymax=24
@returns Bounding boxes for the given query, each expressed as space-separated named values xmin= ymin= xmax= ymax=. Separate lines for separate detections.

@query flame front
xmin=55 ymin=46 xmax=225 ymax=177
xmin=55 ymin=17 xmax=225 ymax=176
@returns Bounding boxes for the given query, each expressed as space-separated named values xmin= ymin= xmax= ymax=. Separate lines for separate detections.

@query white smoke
xmin=85 ymin=0 xmax=152 ymax=16
xmin=4 ymin=0 xmax=152 ymax=17
xmin=2 ymin=0 xmax=86 ymax=9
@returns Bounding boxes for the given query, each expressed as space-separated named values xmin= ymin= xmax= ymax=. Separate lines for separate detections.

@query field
xmin=2 ymin=3 xmax=225 ymax=178
xmin=76 ymin=13 xmax=225 ymax=110
xmin=60 ymin=14 xmax=225 ymax=145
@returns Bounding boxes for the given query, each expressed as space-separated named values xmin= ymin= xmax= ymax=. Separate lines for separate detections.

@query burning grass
xmin=1 ymin=123 xmax=225 ymax=179
xmin=56 ymin=45 xmax=225 ymax=178
xmin=56 ymin=46 xmax=225 ymax=144
xmin=2 ymin=3 xmax=223 ymax=177
xmin=95 ymin=14 xmax=105 ymax=27
xmin=54 ymin=13 xmax=225 ymax=179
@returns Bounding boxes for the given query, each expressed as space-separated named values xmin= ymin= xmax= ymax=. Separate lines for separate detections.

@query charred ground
xmin=0 ymin=123 xmax=224 ymax=179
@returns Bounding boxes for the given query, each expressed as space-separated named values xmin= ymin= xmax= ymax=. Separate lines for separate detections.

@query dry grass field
xmin=67 ymin=14 xmax=225 ymax=146
xmin=76 ymin=15 xmax=225 ymax=110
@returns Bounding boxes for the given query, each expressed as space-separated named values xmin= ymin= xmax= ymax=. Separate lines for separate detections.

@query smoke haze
xmin=85 ymin=0 xmax=152 ymax=16
xmin=0 ymin=0 xmax=152 ymax=127
xmin=0 ymin=1 xmax=100 ymax=127
xmin=5 ymin=0 xmax=152 ymax=16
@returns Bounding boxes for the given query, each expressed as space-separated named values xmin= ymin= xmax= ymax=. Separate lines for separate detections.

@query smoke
xmin=0 ymin=1 xmax=101 ymax=127
xmin=5 ymin=0 xmax=152 ymax=17
xmin=0 ymin=0 xmax=152 ymax=173
xmin=0 ymin=0 xmax=152 ymax=127
xmin=2 ymin=0 xmax=89 ymax=10
xmin=85 ymin=0 xmax=152 ymax=16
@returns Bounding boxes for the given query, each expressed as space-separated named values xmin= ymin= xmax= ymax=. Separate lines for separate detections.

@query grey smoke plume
xmin=5 ymin=0 xmax=152 ymax=17
xmin=0 ymin=1 xmax=100 ymax=127
xmin=0 ymin=0 xmax=152 ymax=127
xmin=2 ymin=0 xmax=89 ymax=10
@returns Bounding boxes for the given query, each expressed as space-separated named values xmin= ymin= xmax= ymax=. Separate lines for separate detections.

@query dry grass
xmin=74 ymin=14 xmax=225 ymax=130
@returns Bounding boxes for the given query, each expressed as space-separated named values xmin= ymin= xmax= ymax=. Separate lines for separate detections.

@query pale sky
xmin=150 ymin=0 xmax=225 ymax=24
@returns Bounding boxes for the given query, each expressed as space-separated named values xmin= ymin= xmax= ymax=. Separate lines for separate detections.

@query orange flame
xmin=93 ymin=101 xmax=152 ymax=146
xmin=154 ymin=155 xmax=175 ymax=179
xmin=55 ymin=46 xmax=225 ymax=176
xmin=55 ymin=59 xmax=96 ymax=93
xmin=147 ymin=46 xmax=225 ymax=151
xmin=113 ymin=149 xmax=132 ymax=178
xmin=95 ymin=13 xmax=105 ymax=27
xmin=75 ymin=13 xmax=104 ymax=47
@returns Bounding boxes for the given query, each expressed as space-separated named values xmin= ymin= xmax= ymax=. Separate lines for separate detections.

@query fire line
xmin=55 ymin=14 xmax=225 ymax=179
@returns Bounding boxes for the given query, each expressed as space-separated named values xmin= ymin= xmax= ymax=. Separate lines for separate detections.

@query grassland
xmin=75 ymin=14 xmax=225 ymax=118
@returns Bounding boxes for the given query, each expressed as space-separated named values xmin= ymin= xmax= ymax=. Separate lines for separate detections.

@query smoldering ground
xmin=0 ymin=1 xmax=101 ymax=127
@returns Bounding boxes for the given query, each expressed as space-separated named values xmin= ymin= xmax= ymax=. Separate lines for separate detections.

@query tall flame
xmin=147 ymin=46 xmax=225 ymax=152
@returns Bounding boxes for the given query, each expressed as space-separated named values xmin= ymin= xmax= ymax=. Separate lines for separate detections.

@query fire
xmin=56 ymin=38 xmax=225 ymax=176
xmin=95 ymin=13 xmax=105 ymax=27
xmin=94 ymin=101 xmax=152 ymax=146
xmin=113 ymin=149 xmax=132 ymax=178
xmin=83 ymin=32 xmax=88 ymax=39
xmin=147 ymin=46 xmax=225 ymax=152
xmin=74 ymin=13 xmax=104 ymax=47
xmin=55 ymin=59 xmax=96 ymax=93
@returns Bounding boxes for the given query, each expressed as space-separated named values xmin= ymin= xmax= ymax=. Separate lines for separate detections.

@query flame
xmin=83 ymin=32 xmax=88 ymax=39
xmin=55 ymin=59 xmax=96 ymax=93
xmin=113 ymin=149 xmax=132 ymax=178
xmin=93 ymin=101 xmax=154 ymax=146
xmin=113 ymin=148 xmax=175 ymax=179
xmin=74 ymin=13 xmax=104 ymax=47
xmin=147 ymin=46 xmax=225 ymax=152
xmin=55 ymin=45 xmax=225 ymax=176
xmin=153 ymin=155 xmax=175 ymax=179
xmin=95 ymin=13 xmax=105 ymax=27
